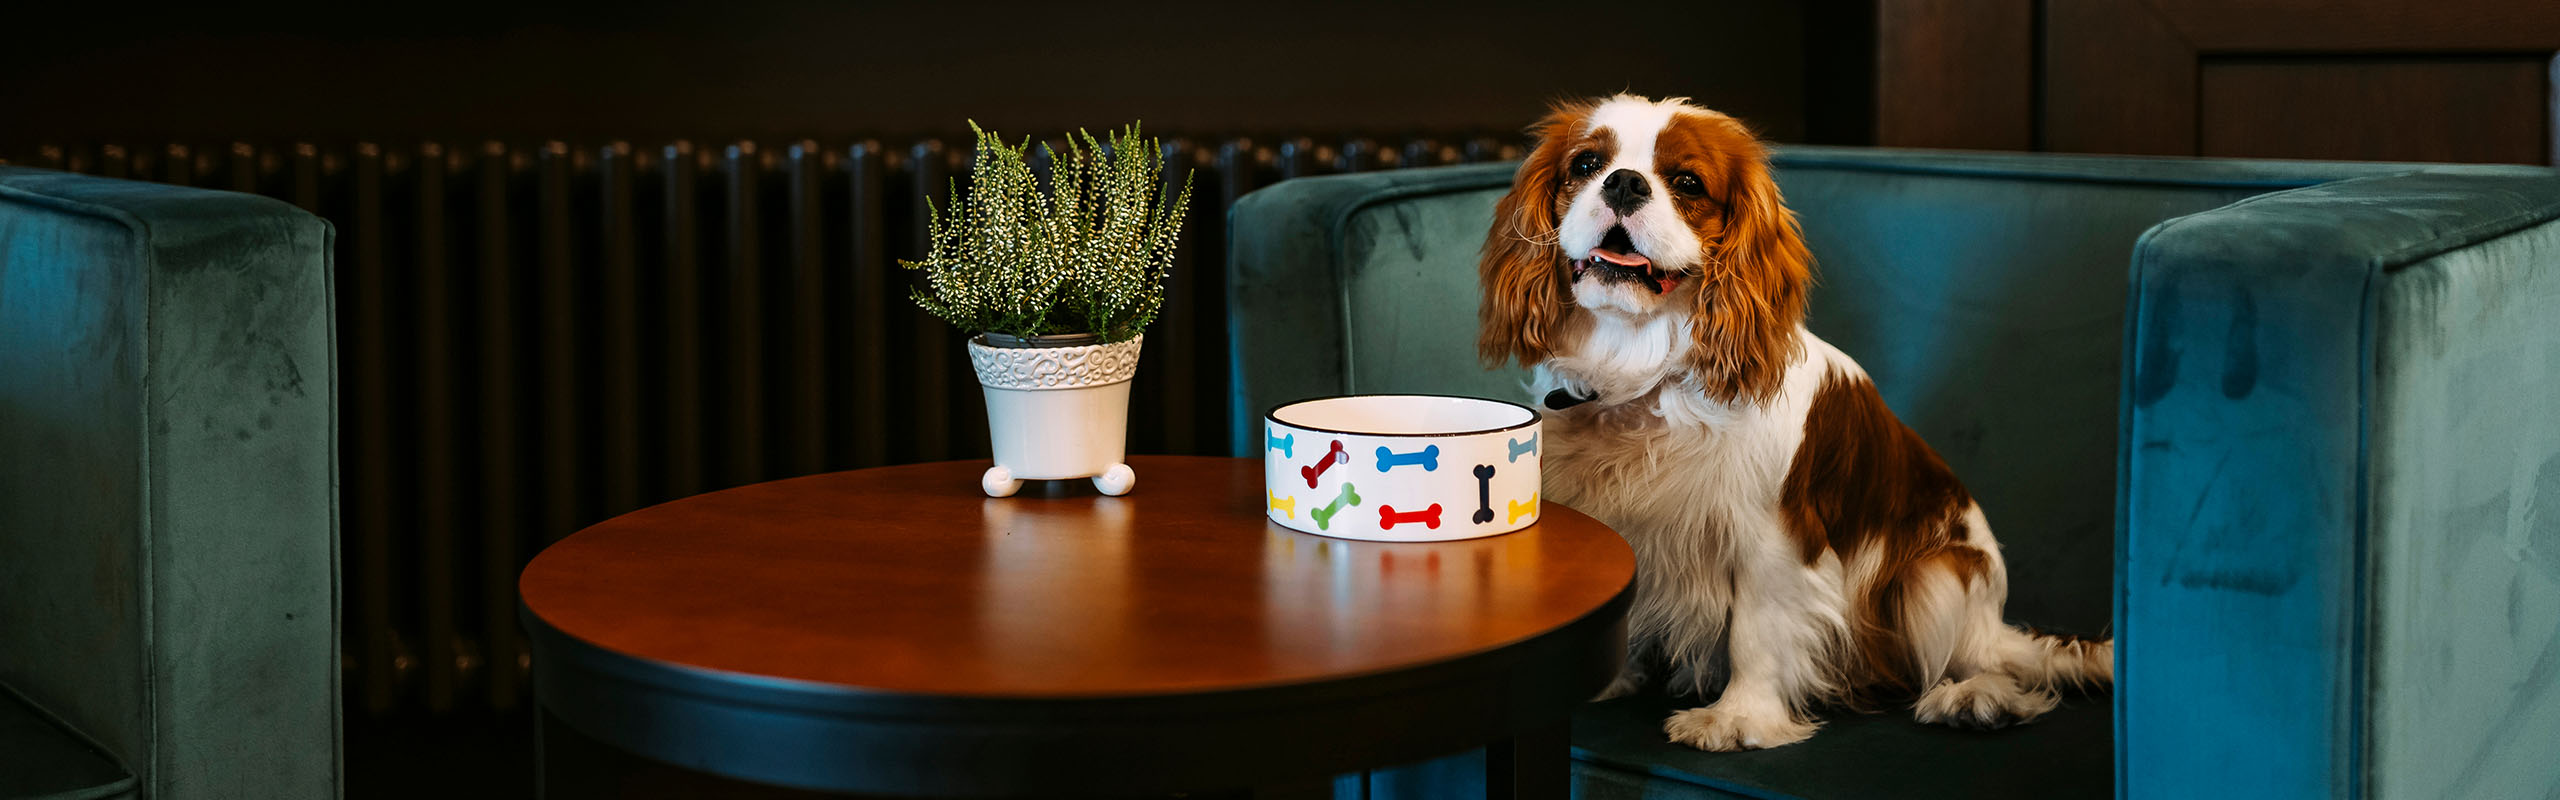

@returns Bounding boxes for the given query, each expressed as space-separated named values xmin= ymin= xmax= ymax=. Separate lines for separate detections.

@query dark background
xmin=15 ymin=0 xmax=2552 ymax=162
xmin=1 ymin=1 xmax=1818 ymax=145
xmin=5 ymin=0 xmax=2554 ymax=797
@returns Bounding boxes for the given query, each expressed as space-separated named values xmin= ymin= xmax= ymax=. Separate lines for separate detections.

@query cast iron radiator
xmin=0 ymin=135 xmax=1522 ymax=716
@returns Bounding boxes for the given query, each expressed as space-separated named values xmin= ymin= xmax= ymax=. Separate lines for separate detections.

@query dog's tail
xmin=1994 ymin=625 xmax=2112 ymax=693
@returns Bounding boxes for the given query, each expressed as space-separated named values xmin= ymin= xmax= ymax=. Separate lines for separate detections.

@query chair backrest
xmin=1227 ymin=147 xmax=2414 ymax=632
xmin=0 ymin=167 xmax=339 ymax=798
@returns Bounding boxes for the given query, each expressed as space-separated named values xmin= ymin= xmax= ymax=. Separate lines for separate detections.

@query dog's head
xmin=1477 ymin=94 xmax=1811 ymax=405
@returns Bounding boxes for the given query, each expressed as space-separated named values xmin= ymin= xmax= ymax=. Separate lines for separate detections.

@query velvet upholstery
xmin=0 ymin=687 xmax=131 ymax=800
xmin=1226 ymin=146 xmax=2560 ymax=798
xmin=2123 ymin=168 xmax=2560 ymax=799
xmin=0 ymin=167 xmax=339 ymax=799
xmin=2366 ymin=214 xmax=2560 ymax=800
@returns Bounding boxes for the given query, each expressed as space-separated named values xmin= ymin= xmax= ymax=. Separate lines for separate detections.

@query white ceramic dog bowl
xmin=1263 ymin=394 xmax=1542 ymax=542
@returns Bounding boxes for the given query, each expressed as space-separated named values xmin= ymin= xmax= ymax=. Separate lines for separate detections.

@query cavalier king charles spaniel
xmin=1478 ymin=95 xmax=2111 ymax=751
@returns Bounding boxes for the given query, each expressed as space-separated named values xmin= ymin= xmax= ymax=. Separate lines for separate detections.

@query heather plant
xmin=903 ymin=121 xmax=1193 ymax=343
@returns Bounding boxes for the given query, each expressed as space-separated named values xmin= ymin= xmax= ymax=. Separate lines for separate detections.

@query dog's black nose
xmin=1601 ymin=169 xmax=1650 ymax=215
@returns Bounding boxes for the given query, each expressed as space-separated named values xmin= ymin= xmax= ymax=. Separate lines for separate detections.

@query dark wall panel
xmin=2041 ymin=0 xmax=2558 ymax=163
xmin=2200 ymin=56 xmax=2551 ymax=165
xmin=0 ymin=0 xmax=1809 ymax=146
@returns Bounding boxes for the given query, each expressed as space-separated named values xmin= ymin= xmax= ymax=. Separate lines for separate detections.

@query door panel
xmin=2198 ymin=56 xmax=2552 ymax=164
xmin=2037 ymin=0 xmax=2560 ymax=164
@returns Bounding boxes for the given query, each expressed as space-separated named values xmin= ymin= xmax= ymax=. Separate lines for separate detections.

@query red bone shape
xmin=1299 ymin=439 xmax=1349 ymax=488
xmin=1378 ymin=503 xmax=1443 ymax=530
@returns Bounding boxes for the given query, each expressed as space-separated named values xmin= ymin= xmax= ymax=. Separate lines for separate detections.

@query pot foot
xmin=1093 ymin=463 xmax=1135 ymax=496
xmin=982 ymin=466 xmax=1022 ymax=498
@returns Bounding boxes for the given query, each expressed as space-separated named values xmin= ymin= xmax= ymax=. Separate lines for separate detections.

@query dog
xmin=1476 ymin=95 xmax=2111 ymax=751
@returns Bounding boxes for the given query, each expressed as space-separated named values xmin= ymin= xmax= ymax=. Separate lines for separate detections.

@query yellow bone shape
xmin=1507 ymin=492 xmax=1538 ymax=524
xmin=1268 ymin=490 xmax=1297 ymax=518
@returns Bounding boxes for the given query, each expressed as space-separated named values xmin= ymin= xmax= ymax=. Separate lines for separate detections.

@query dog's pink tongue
xmin=1591 ymin=247 xmax=1651 ymax=268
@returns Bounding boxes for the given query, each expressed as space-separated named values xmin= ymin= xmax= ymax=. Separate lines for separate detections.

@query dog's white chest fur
xmin=1535 ymin=320 xmax=1845 ymax=691
xmin=1535 ymin=320 xmax=1839 ymax=542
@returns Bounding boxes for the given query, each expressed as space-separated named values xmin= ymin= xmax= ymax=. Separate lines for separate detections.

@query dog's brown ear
xmin=1685 ymin=131 xmax=1811 ymax=404
xmin=1477 ymin=103 xmax=1589 ymax=368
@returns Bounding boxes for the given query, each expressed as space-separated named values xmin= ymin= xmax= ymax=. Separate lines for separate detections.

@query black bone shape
xmin=1472 ymin=464 xmax=1496 ymax=524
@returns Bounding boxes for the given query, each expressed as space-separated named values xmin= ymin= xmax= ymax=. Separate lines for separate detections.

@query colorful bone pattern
xmin=1272 ymin=434 xmax=1542 ymax=532
xmin=1310 ymin=482 xmax=1363 ymax=530
xmin=1379 ymin=503 xmax=1443 ymax=530
xmin=1267 ymin=490 xmax=1296 ymax=518
xmin=1374 ymin=444 xmax=1439 ymax=472
xmin=1299 ymin=439 xmax=1348 ymax=488
xmin=1471 ymin=464 xmax=1496 ymax=524
xmin=1508 ymin=432 xmax=1539 ymax=463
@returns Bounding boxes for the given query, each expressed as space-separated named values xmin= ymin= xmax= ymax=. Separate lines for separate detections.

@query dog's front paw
xmin=1663 ymin=702 xmax=1817 ymax=751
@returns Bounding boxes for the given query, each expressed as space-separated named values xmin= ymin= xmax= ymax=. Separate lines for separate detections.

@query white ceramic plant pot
xmin=966 ymin=334 xmax=1144 ymax=497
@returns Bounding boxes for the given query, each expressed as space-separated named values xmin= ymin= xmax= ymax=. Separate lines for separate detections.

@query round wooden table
xmin=520 ymin=456 xmax=1634 ymax=797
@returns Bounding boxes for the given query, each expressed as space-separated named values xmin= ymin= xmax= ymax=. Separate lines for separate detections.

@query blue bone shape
xmin=1375 ymin=444 xmax=1439 ymax=472
xmin=1508 ymin=432 xmax=1539 ymax=463
xmin=1267 ymin=430 xmax=1295 ymax=459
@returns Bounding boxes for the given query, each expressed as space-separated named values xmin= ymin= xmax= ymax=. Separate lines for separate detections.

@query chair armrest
xmin=1223 ymin=163 xmax=1517 ymax=456
xmin=0 ymin=167 xmax=339 ymax=798
xmin=2119 ymin=165 xmax=2560 ymax=799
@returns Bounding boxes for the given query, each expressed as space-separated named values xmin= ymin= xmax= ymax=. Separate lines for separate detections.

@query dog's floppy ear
xmin=1477 ymin=103 xmax=1589 ymax=368
xmin=1685 ymin=133 xmax=1811 ymax=404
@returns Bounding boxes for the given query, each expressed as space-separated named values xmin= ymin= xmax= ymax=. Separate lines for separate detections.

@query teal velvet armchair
xmin=1225 ymin=148 xmax=2560 ymax=798
xmin=0 ymin=168 xmax=340 ymax=798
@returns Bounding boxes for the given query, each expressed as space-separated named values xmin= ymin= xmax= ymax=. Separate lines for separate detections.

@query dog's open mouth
xmin=1571 ymin=226 xmax=1680 ymax=295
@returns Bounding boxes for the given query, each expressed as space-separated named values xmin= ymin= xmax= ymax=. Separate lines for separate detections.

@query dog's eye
xmin=1670 ymin=172 xmax=1705 ymax=195
xmin=1570 ymin=152 xmax=1602 ymax=178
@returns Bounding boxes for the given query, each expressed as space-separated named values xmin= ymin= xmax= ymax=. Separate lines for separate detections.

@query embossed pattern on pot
xmin=967 ymin=334 xmax=1145 ymax=390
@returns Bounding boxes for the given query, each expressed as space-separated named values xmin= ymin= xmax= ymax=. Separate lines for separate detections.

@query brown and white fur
xmin=1478 ymin=95 xmax=2110 ymax=751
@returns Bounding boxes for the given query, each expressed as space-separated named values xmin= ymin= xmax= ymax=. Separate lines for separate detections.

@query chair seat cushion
xmin=0 ymin=687 xmax=133 ymax=800
xmin=1369 ymin=690 xmax=2111 ymax=799
xmin=1572 ymin=690 xmax=2112 ymax=799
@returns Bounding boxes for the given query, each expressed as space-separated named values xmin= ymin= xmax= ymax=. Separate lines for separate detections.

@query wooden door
xmin=2047 ymin=0 xmax=2558 ymax=164
xmin=1861 ymin=0 xmax=2560 ymax=165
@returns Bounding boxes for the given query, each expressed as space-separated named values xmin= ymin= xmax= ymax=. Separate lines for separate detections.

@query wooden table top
xmin=519 ymin=455 xmax=1636 ymax=699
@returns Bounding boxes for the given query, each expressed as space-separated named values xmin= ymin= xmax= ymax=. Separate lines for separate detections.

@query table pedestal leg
xmin=1484 ymin=720 xmax=1570 ymax=800
xmin=538 ymin=706 xmax=835 ymax=799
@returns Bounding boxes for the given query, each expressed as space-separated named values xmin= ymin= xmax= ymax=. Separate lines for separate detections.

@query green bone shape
xmin=1310 ymin=482 xmax=1363 ymax=530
